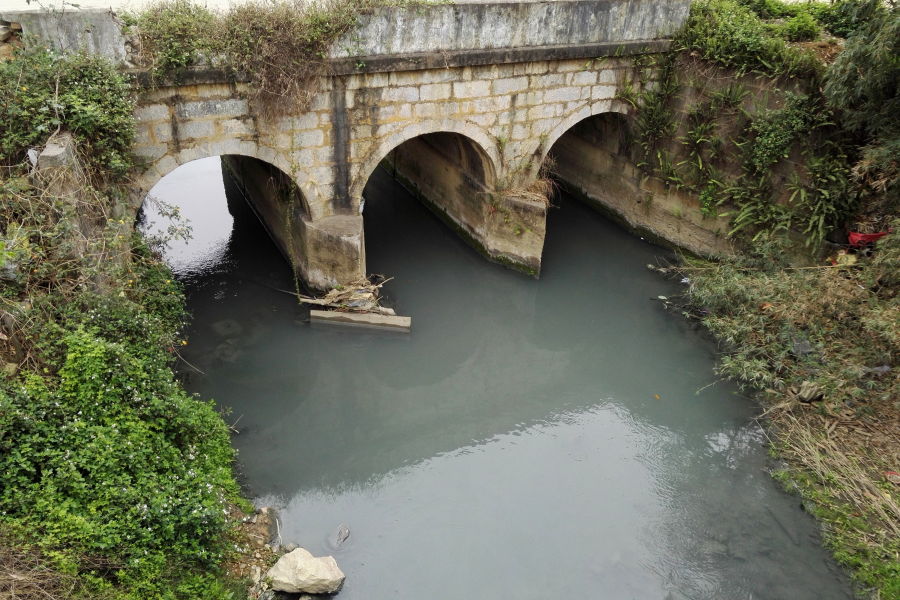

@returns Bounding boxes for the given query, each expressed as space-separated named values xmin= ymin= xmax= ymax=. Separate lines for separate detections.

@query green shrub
xmin=780 ymin=11 xmax=821 ymax=41
xmin=133 ymin=0 xmax=218 ymax=82
xmin=675 ymin=0 xmax=822 ymax=80
xmin=825 ymin=0 xmax=900 ymax=202
xmin=0 ymin=46 xmax=135 ymax=175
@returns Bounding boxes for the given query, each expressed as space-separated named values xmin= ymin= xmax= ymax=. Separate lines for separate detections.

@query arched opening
xmin=137 ymin=156 xmax=306 ymax=285
xmin=139 ymin=153 xmax=365 ymax=292
xmin=138 ymin=155 xmax=310 ymax=282
xmin=545 ymin=111 xmax=733 ymax=256
xmin=374 ymin=131 xmax=496 ymax=228
xmin=545 ymin=112 xmax=633 ymax=218
xmin=361 ymin=131 xmax=546 ymax=276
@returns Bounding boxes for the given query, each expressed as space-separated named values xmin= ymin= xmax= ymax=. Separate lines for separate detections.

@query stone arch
xmin=538 ymin=100 xmax=630 ymax=166
xmin=348 ymin=120 xmax=501 ymax=211
xmin=133 ymin=142 xmax=317 ymax=219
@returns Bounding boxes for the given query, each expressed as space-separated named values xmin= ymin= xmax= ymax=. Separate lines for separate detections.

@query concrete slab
xmin=309 ymin=310 xmax=411 ymax=332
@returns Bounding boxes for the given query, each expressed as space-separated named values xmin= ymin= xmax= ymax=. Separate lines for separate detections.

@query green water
xmin=143 ymin=157 xmax=852 ymax=600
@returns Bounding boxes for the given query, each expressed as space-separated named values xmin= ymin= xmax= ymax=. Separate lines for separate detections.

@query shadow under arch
xmin=355 ymin=126 xmax=547 ymax=276
xmin=348 ymin=120 xmax=501 ymax=209
xmin=133 ymin=143 xmax=317 ymax=220
xmin=137 ymin=153 xmax=317 ymax=288
xmin=539 ymin=101 xmax=630 ymax=168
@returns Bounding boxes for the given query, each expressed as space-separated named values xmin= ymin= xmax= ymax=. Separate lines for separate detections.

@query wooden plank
xmin=309 ymin=310 xmax=411 ymax=332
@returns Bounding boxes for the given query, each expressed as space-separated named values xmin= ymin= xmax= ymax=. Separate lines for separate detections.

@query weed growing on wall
xmin=0 ymin=46 xmax=135 ymax=176
xmin=132 ymin=0 xmax=435 ymax=113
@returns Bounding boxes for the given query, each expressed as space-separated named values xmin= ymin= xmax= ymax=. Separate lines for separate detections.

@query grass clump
xmin=131 ymin=0 xmax=434 ymax=112
xmin=674 ymin=0 xmax=823 ymax=80
xmin=673 ymin=226 xmax=900 ymax=596
xmin=0 ymin=43 xmax=248 ymax=600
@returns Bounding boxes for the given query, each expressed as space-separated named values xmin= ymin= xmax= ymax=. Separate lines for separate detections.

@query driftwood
xmin=296 ymin=277 xmax=396 ymax=315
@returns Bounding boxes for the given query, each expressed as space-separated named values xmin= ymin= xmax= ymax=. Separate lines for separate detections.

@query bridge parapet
xmin=4 ymin=0 xmax=690 ymax=288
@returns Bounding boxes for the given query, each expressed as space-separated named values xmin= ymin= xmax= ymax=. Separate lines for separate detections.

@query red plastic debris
xmin=849 ymin=231 xmax=888 ymax=247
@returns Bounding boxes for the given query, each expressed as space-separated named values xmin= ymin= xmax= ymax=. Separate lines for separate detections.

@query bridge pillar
xmin=223 ymin=156 xmax=364 ymax=290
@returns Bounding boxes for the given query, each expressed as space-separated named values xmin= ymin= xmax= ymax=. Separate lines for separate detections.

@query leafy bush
xmin=0 ymin=46 xmax=135 ymax=175
xmin=134 ymin=0 xmax=218 ymax=82
xmin=780 ymin=11 xmax=821 ymax=41
xmin=825 ymin=0 xmax=900 ymax=209
xmin=676 ymin=0 xmax=822 ymax=80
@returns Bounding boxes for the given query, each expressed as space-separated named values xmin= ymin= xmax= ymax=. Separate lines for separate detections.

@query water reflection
xmin=141 ymin=156 xmax=852 ymax=600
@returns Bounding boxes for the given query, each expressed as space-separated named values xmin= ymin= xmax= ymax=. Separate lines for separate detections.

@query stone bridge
xmin=7 ymin=0 xmax=692 ymax=288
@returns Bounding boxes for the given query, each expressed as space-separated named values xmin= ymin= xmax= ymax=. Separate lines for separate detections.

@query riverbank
xmin=666 ymin=230 xmax=900 ymax=597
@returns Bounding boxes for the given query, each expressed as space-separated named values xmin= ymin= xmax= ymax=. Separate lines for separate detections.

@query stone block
xmin=155 ymin=155 xmax=178 ymax=178
xmin=472 ymin=65 xmax=498 ymax=80
xmin=414 ymin=69 xmax=460 ymax=85
xmin=295 ymin=149 xmax=315 ymax=169
xmin=453 ymin=80 xmax=491 ymax=99
xmin=420 ymin=83 xmax=452 ymax=101
xmin=153 ymin=123 xmax=173 ymax=143
xmin=294 ymin=129 xmax=325 ymax=148
xmin=135 ymin=124 xmax=152 ymax=145
xmin=524 ymin=61 xmax=549 ymax=75
xmin=512 ymin=91 xmax=543 ymax=106
xmin=592 ymin=85 xmax=616 ymax=101
xmin=315 ymin=146 xmax=334 ymax=163
xmin=598 ymin=69 xmax=618 ymax=84
xmin=468 ymin=112 xmax=497 ymax=128
xmin=135 ymin=104 xmax=168 ymax=122
xmin=571 ymin=70 xmax=598 ymax=86
xmin=531 ymin=119 xmax=555 ymax=136
xmin=533 ymin=73 xmax=564 ymax=87
xmin=222 ymin=119 xmax=254 ymax=136
xmin=556 ymin=59 xmax=584 ymax=72
xmin=176 ymin=99 xmax=248 ymax=119
xmin=527 ymin=104 xmax=560 ymax=120
xmin=132 ymin=143 xmax=168 ymax=161
xmin=179 ymin=120 xmax=215 ymax=140
xmin=286 ymin=113 xmax=319 ymax=131
xmin=352 ymin=124 xmax=373 ymax=139
xmin=414 ymin=103 xmax=438 ymax=119
xmin=474 ymin=96 xmax=511 ymax=112
xmin=544 ymin=87 xmax=581 ymax=103
xmin=492 ymin=76 xmax=529 ymax=95
xmin=382 ymin=86 xmax=419 ymax=103
xmin=512 ymin=123 xmax=531 ymax=141
xmin=310 ymin=166 xmax=335 ymax=185
xmin=348 ymin=72 xmax=389 ymax=89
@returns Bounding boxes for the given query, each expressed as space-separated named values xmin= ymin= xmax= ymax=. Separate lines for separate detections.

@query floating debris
xmin=296 ymin=276 xmax=396 ymax=315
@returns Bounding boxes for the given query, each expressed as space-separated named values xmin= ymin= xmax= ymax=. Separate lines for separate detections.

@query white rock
xmin=265 ymin=548 xmax=345 ymax=594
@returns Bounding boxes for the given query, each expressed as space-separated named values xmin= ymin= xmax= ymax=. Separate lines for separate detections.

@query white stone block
xmin=222 ymin=119 xmax=254 ymax=136
xmin=134 ymin=104 xmax=168 ymax=122
xmin=571 ymin=70 xmax=598 ymax=86
xmin=294 ymin=129 xmax=325 ymax=148
xmin=511 ymin=123 xmax=531 ymax=140
xmin=474 ymin=96 xmax=511 ymax=113
xmin=153 ymin=123 xmax=173 ymax=143
xmin=533 ymin=73 xmax=564 ymax=88
xmin=453 ymin=80 xmax=491 ymax=99
xmin=420 ymin=83 xmax=452 ymax=101
xmin=132 ymin=143 xmax=168 ymax=161
xmin=544 ymin=87 xmax=581 ymax=103
xmin=492 ymin=76 xmax=529 ymax=95
xmin=383 ymin=86 xmax=419 ymax=103
xmin=598 ymin=69 xmax=618 ymax=84
xmin=179 ymin=120 xmax=215 ymax=140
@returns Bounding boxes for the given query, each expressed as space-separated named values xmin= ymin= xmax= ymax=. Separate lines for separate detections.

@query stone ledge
xmin=129 ymin=40 xmax=671 ymax=89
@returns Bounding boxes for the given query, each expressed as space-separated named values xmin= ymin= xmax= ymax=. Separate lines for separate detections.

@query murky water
xmin=142 ymin=157 xmax=853 ymax=600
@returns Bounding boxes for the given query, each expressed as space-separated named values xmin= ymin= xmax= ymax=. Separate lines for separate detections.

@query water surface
xmin=142 ymin=156 xmax=852 ymax=600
